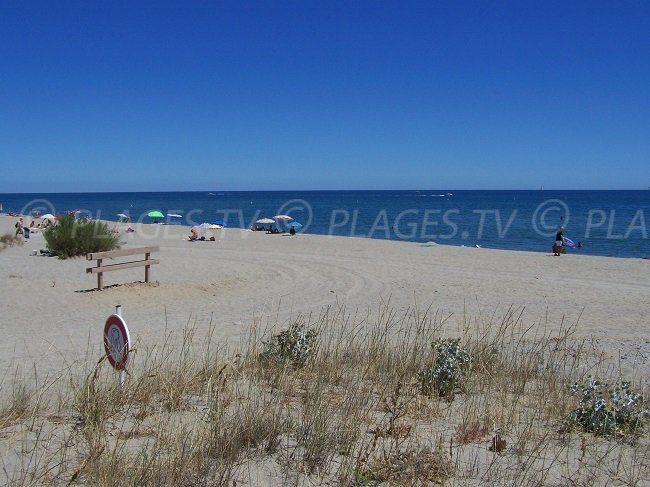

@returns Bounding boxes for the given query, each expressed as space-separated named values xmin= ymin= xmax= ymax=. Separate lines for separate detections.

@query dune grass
xmin=1 ymin=304 xmax=648 ymax=486
xmin=0 ymin=233 xmax=23 ymax=252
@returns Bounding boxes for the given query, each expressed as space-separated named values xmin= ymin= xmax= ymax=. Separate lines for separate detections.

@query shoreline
xmin=2 ymin=213 xmax=647 ymax=261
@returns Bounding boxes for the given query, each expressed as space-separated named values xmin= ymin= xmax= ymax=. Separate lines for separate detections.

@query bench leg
xmin=145 ymin=253 xmax=150 ymax=283
xmin=97 ymin=259 xmax=103 ymax=290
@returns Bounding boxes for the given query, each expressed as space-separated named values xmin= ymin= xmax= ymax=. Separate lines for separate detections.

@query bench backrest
xmin=87 ymin=246 xmax=160 ymax=261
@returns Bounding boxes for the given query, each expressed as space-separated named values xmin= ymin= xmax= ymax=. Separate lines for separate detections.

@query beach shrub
xmin=260 ymin=321 xmax=318 ymax=367
xmin=417 ymin=338 xmax=471 ymax=397
xmin=569 ymin=376 xmax=649 ymax=439
xmin=43 ymin=214 xmax=120 ymax=259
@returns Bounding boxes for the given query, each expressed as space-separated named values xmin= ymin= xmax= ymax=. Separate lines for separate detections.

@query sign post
xmin=103 ymin=305 xmax=131 ymax=387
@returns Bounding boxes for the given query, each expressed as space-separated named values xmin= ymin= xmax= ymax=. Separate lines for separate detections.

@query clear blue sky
xmin=1 ymin=1 xmax=649 ymax=192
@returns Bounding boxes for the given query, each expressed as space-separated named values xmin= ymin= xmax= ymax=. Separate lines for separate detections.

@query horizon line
xmin=1 ymin=188 xmax=649 ymax=195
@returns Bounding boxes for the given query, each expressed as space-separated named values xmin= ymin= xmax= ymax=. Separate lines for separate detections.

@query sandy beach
xmin=1 ymin=214 xmax=649 ymax=379
xmin=2 ymin=215 xmax=650 ymax=486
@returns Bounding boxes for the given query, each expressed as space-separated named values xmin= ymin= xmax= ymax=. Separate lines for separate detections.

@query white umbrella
xmin=41 ymin=214 xmax=55 ymax=220
xmin=167 ymin=213 xmax=182 ymax=218
xmin=256 ymin=218 xmax=275 ymax=224
xmin=273 ymin=215 xmax=293 ymax=221
xmin=117 ymin=213 xmax=128 ymax=219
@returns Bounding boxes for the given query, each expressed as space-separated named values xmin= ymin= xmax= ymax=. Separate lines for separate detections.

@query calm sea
xmin=1 ymin=190 xmax=649 ymax=258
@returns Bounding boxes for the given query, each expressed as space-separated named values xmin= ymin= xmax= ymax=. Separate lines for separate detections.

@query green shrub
xmin=260 ymin=322 xmax=318 ymax=367
xmin=417 ymin=338 xmax=471 ymax=398
xmin=43 ymin=215 xmax=120 ymax=259
xmin=569 ymin=376 xmax=649 ymax=439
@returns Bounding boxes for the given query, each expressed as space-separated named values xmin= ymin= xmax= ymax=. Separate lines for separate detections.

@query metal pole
xmin=115 ymin=304 xmax=126 ymax=388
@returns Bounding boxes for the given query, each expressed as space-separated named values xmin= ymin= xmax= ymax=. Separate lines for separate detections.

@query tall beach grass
xmin=1 ymin=304 xmax=648 ymax=486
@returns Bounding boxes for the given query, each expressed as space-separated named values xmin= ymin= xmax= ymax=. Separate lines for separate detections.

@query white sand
xmin=1 ymin=215 xmax=649 ymax=378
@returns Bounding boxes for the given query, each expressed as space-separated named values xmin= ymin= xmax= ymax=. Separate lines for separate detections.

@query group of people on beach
xmin=250 ymin=225 xmax=296 ymax=235
xmin=14 ymin=218 xmax=52 ymax=239
xmin=251 ymin=225 xmax=281 ymax=234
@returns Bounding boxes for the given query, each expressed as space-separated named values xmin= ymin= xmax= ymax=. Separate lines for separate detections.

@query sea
xmin=1 ymin=190 xmax=649 ymax=259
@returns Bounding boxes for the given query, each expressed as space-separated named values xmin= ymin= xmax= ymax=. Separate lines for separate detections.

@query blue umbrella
xmin=214 ymin=220 xmax=226 ymax=226
xmin=287 ymin=222 xmax=302 ymax=228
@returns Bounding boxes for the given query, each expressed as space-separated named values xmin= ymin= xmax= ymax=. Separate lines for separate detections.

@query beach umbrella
xmin=213 ymin=220 xmax=226 ymax=226
xmin=41 ymin=214 xmax=55 ymax=220
xmin=148 ymin=211 xmax=164 ymax=218
xmin=273 ymin=215 xmax=293 ymax=221
xmin=208 ymin=224 xmax=223 ymax=229
xmin=167 ymin=213 xmax=182 ymax=218
xmin=116 ymin=213 xmax=128 ymax=219
xmin=256 ymin=218 xmax=275 ymax=224
xmin=197 ymin=223 xmax=211 ymax=228
xmin=287 ymin=222 xmax=302 ymax=228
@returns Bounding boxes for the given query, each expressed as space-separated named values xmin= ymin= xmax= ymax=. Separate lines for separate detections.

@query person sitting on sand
xmin=189 ymin=228 xmax=199 ymax=241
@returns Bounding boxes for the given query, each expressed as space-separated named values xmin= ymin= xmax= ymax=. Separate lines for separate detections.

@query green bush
xmin=43 ymin=215 xmax=120 ymax=259
xmin=417 ymin=338 xmax=471 ymax=398
xmin=569 ymin=376 xmax=649 ymax=439
xmin=260 ymin=322 xmax=318 ymax=367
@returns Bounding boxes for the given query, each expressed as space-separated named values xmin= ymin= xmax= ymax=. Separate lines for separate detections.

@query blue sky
xmin=1 ymin=1 xmax=649 ymax=192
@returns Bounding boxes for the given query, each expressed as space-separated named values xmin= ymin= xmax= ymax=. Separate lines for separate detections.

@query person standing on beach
xmin=553 ymin=226 xmax=564 ymax=256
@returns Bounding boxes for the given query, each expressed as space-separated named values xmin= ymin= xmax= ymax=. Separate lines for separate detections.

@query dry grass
xmin=0 ymin=233 xmax=23 ymax=252
xmin=1 ymin=304 xmax=648 ymax=486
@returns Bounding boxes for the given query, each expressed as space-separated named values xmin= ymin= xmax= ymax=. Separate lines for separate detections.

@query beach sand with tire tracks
xmin=0 ymin=215 xmax=649 ymax=380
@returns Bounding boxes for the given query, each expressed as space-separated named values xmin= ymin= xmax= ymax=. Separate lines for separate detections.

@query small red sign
xmin=104 ymin=314 xmax=131 ymax=370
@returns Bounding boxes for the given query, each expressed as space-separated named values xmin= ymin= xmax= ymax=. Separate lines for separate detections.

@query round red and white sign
xmin=104 ymin=313 xmax=131 ymax=370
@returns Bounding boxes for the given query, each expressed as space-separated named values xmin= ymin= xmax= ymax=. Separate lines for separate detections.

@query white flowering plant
xmin=261 ymin=322 xmax=318 ymax=367
xmin=417 ymin=338 xmax=471 ymax=398
xmin=569 ymin=376 xmax=649 ymax=439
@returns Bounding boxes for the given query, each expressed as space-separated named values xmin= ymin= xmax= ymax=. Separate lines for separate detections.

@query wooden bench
xmin=86 ymin=246 xmax=160 ymax=290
